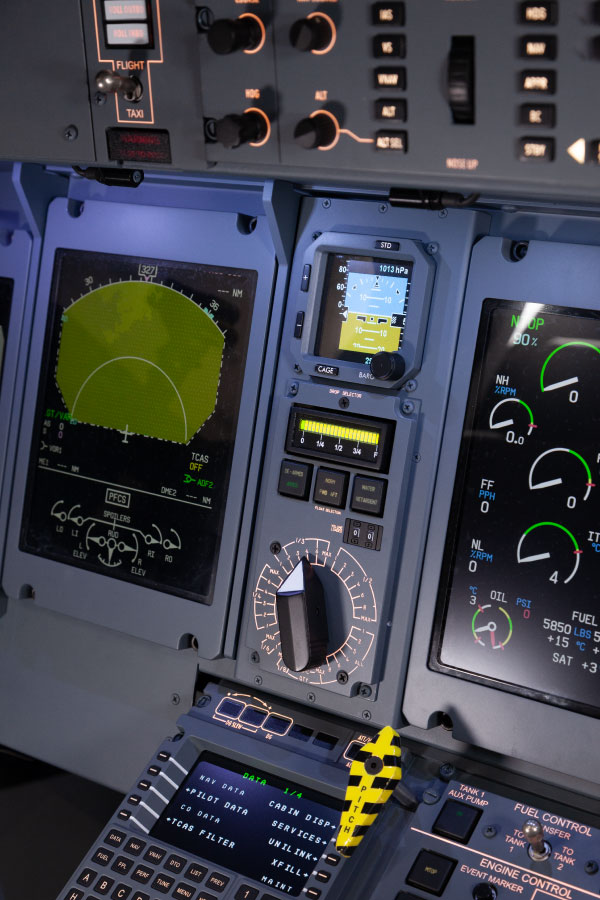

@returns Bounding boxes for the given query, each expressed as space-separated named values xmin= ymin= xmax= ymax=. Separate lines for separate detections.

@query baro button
xmin=370 ymin=350 xmax=405 ymax=381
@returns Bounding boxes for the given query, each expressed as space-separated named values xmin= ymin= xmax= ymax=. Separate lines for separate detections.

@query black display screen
xmin=315 ymin=253 xmax=412 ymax=365
xmin=20 ymin=250 xmax=256 ymax=601
xmin=151 ymin=752 xmax=341 ymax=896
xmin=0 ymin=276 xmax=14 ymax=387
xmin=432 ymin=299 xmax=600 ymax=716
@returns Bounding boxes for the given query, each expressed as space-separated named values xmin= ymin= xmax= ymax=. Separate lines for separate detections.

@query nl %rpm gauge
xmin=252 ymin=538 xmax=377 ymax=686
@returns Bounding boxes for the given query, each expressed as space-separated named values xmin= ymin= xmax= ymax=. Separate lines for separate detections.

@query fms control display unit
xmin=1 ymin=3 xmax=600 ymax=900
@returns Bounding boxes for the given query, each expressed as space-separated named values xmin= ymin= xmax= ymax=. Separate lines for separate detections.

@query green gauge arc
xmin=540 ymin=341 xmax=600 ymax=392
xmin=522 ymin=521 xmax=580 ymax=551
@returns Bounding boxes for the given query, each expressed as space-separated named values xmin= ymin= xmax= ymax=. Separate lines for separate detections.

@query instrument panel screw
xmin=584 ymin=861 xmax=599 ymax=875
xmin=483 ymin=825 xmax=497 ymax=838
xmin=254 ymin=675 xmax=263 ymax=686
xmin=312 ymin=232 xmax=322 ymax=241
xmin=358 ymin=684 xmax=372 ymax=698
xmin=379 ymin=203 xmax=388 ymax=213
xmin=322 ymin=199 xmax=331 ymax=208
xmin=401 ymin=399 xmax=415 ymax=416
xmin=63 ymin=125 xmax=79 ymax=142
xmin=250 ymin=651 xmax=260 ymax=664
xmin=270 ymin=541 xmax=281 ymax=555
xmin=94 ymin=91 xmax=107 ymax=106
xmin=171 ymin=693 xmax=181 ymax=706
xmin=439 ymin=763 xmax=455 ymax=780
xmin=426 ymin=242 xmax=439 ymax=255
xmin=361 ymin=709 xmax=372 ymax=720
xmin=405 ymin=379 xmax=417 ymax=393
xmin=339 ymin=397 xmax=350 ymax=409
xmin=289 ymin=381 xmax=299 ymax=397
xmin=307 ymin=692 xmax=316 ymax=702
xmin=422 ymin=788 xmax=440 ymax=805
xmin=337 ymin=670 xmax=349 ymax=684
xmin=438 ymin=209 xmax=448 ymax=218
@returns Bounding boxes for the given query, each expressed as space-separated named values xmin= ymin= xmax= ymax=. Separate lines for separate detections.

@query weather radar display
xmin=316 ymin=253 xmax=412 ymax=365
xmin=21 ymin=250 xmax=256 ymax=601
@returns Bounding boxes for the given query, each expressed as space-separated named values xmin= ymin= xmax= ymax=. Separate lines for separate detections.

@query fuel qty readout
xmin=286 ymin=406 xmax=393 ymax=472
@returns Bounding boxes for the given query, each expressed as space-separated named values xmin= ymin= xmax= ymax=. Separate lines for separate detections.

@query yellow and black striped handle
xmin=336 ymin=725 xmax=402 ymax=857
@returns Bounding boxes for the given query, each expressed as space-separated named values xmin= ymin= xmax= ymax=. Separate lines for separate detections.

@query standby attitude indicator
xmin=316 ymin=253 xmax=412 ymax=365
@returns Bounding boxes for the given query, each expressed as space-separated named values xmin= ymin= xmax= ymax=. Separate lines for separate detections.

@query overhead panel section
xmin=0 ymin=2 xmax=94 ymax=164
xmin=195 ymin=0 xmax=279 ymax=166
xmin=80 ymin=0 xmax=206 ymax=171
xmin=1 ymin=196 xmax=278 ymax=657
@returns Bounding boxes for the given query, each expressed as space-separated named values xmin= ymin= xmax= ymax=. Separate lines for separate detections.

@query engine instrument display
xmin=20 ymin=250 xmax=256 ymax=601
xmin=431 ymin=299 xmax=600 ymax=716
xmin=0 ymin=277 xmax=13 ymax=386
xmin=315 ymin=254 xmax=412 ymax=365
xmin=151 ymin=751 xmax=341 ymax=897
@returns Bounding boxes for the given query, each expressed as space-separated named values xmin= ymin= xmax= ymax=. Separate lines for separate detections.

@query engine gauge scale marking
xmin=253 ymin=538 xmax=377 ymax=685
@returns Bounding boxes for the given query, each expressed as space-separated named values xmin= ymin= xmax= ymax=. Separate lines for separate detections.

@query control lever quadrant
xmin=276 ymin=556 xmax=329 ymax=671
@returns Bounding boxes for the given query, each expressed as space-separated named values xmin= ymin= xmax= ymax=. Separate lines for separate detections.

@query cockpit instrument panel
xmin=431 ymin=299 xmax=600 ymax=717
xmin=20 ymin=249 xmax=256 ymax=602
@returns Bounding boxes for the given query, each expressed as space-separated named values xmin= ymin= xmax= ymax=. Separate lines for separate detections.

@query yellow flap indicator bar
xmin=336 ymin=726 xmax=402 ymax=857
xmin=299 ymin=418 xmax=380 ymax=445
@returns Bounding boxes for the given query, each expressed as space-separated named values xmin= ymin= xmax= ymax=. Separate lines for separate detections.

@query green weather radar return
xmin=56 ymin=280 xmax=225 ymax=444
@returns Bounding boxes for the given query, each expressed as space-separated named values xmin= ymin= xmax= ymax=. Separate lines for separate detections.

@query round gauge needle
xmin=490 ymin=417 xmax=514 ymax=429
xmin=531 ymin=477 xmax=563 ymax=490
xmin=475 ymin=621 xmax=497 ymax=633
xmin=543 ymin=376 xmax=579 ymax=392
xmin=519 ymin=551 xmax=551 ymax=563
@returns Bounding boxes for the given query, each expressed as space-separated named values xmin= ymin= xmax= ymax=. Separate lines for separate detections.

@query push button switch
xmin=373 ymin=35 xmax=406 ymax=57
xmin=520 ymin=35 xmax=556 ymax=58
xmin=519 ymin=103 xmax=555 ymax=127
xmin=374 ymin=67 xmax=406 ymax=89
xmin=406 ymin=849 xmax=457 ymax=896
xmin=432 ymin=799 xmax=482 ymax=843
xmin=350 ymin=476 xmax=387 ymax=516
xmin=520 ymin=70 xmax=556 ymax=93
xmin=375 ymin=98 xmax=407 ymax=120
xmin=278 ymin=459 xmax=313 ymax=500
xmin=372 ymin=2 xmax=405 ymax=25
xmin=519 ymin=2 xmax=557 ymax=24
xmin=519 ymin=137 xmax=554 ymax=161
xmin=313 ymin=468 xmax=348 ymax=508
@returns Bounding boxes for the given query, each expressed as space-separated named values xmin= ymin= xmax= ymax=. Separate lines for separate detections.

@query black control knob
xmin=290 ymin=15 xmax=333 ymax=52
xmin=276 ymin=557 xmax=329 ymax=672
xmin=473 ymin=884 xmax=497 ymax=900
xmin=369 ymin=351 xmax=406 ymax=381
xmin=207 ymin=17 xmax=262 ymax=54
xmin=447 ymin=36 xmax=475 ymax=124
xmin=294 ymin=113 xmax=337 ymax=149
xmin=95 ymin=70 xmax=142 ymax=102
xmin=213 ymin=111 xmax=267 ymax=149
